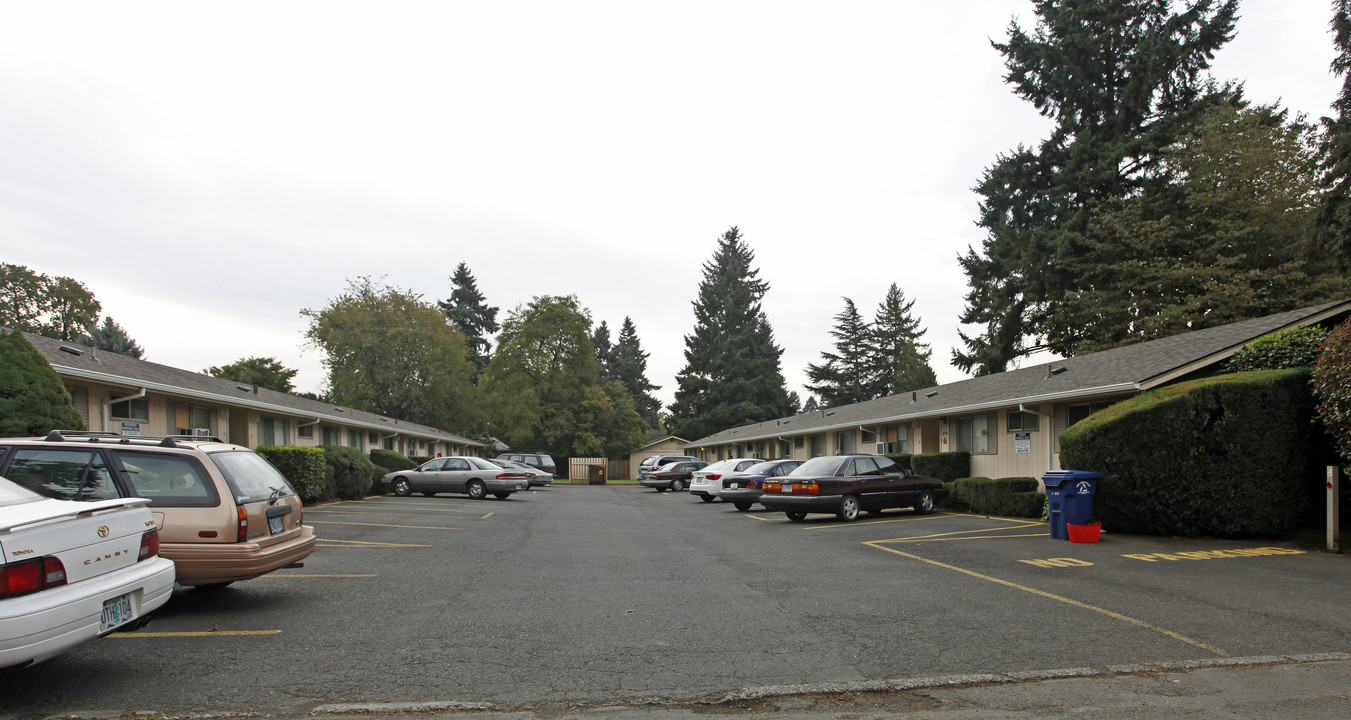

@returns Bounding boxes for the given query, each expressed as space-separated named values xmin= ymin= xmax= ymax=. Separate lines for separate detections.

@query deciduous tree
xmin=0 ymin=263 xmax=101 ymax=342
xmin=206 ymin=356 xmax=299 ymax=393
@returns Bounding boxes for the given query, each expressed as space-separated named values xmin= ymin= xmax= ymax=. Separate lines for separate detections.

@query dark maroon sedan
xmin=758 ymin=454 xmax=947 ymax=522
xmin=638 ymin=460 xmax=708 ymax=492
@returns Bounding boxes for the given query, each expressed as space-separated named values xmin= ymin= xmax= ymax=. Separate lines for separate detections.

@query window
xmin=834 ymin=431 xmax=854 ymax=454
xmin=111 ymin=396 xmax=149 ymax=421
xmin=954 ymin=414 xmax=994 ymax=454
xmin=446 ymin=458 xmax=470 ymax=471
xmin=888 ymin=424 xmax=911 ymax=455
xmin=368 ymin=432 xmax=379 ymax=444
xmin=259 ymin=417 xmax=287 ymax=446
xmin=298 ymin=424 xmax=314 ymax=439
xmin=810 ymin=434 xmax=826 ymax=457
xmin=861 ymin=428 xmax=877 ymax=444
xmin=1007 ymin=408 xmax=1040 ymax=432
xmin=1068 ymin=401 xmax=1116 ymax=427
xmin=6 ymin=449 xmax=117 ymax=501
xmin=322 ymin=427 xmax=339 ymax=445
xmin=114 ymin=451 xmax=218 ymax=506
xmin=794 ymin=436 xmax=804 ymax=449
xmin=847 ymin=457 xmax=880 ymax=476
xmin=348 ymin=430 xmax=362 ymax=448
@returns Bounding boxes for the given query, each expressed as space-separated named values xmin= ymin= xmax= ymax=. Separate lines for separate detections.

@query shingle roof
xmin=21 ymin=331 xmax=483 ymax=447
xmin=684 ymin=300 xmax=1351 ymax=448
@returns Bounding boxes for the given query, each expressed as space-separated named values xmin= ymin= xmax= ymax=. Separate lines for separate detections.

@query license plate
xmin=268 ymin=515 xmax=284 ymax=534
xmin=782 ymin=486 xmax=793 ymax=493
xmin=100 ymin=594 xmax=133 ymax=633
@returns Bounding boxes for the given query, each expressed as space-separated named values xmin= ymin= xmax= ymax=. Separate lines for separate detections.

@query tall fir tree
xmin=956 ymin=0 xmax=1239 ymax=375
xmin=591 ymin=320 xmax=613 ymax=381
xmin=869 ymin=283 xmax=936 ymax=395
xmin=668 ymin=227 xmax=793 ymax=440
xmin=609 ymin=316 xmax=662 ymax=431
xmin=1319 ymin=0 xmax=1351 ymax=268
xmin=804 ymin=298 xmax=876 ymax=407
xmin=438 ymin=262 xmax=499 ymax=377
xmin=81 ymin=316 xmax=144 ymax=358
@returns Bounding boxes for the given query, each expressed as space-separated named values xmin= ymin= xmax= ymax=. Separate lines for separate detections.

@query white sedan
xmin=1 ymin=475 xmax=176 ymax=669
xmin=688 ymin=458 xmax=760 ymax=503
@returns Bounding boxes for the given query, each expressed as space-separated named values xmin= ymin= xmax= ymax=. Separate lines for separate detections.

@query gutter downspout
xmin=104 ymin=388 xmax=147 ymax=433
xmin=1019 ymin=403 xmax=1054 ymax=475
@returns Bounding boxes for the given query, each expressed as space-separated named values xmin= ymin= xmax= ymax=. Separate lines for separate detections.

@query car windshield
xmin=744 ymin=462 xmax=779 ymax=475
xmin=789 ymin=456 xmax=847 ymax=477
xmin=209 ymin=449 xmax=298 ymax=503
xmin=0 ymin=475 xmax=42 ymax=506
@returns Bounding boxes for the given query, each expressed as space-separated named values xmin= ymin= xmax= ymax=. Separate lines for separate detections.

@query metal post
xmin=1330 ymin=466 xmax=1342 ymax=553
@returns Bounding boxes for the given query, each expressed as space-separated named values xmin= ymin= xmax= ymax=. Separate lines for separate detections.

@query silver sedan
xmin=385 ymin=456 xmax=531 ymax=500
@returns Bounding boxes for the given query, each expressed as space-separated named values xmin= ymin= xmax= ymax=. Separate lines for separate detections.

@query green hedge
xmin=319 ymin=446 xmax=377 ymax=500
xmin=882 ymin=454 xmax=913 ymax=471
xmin=256 ymin=446 xmax=329 ymax=503
xmin=370 ymin=448 xmax=416 ymax=472
xmin=1060 ymin=369 xmax=1319 ymax=537
xmin=943 ymin=476 xmax=1043 ymax=518
xmin=912 ymin=452 xmax=970 ymax=482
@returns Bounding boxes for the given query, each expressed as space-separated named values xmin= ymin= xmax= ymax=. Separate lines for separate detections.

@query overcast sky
xmin=1 ymin=1 xmax=1341 ymax=412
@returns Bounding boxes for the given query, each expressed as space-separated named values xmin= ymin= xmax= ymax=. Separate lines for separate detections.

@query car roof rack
xmin=43 ymin=430 xmax=122 ymax=442
xmin=159 ymin=434 xmax=225 ymax=444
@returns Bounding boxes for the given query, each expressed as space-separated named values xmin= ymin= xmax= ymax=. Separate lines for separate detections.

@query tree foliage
xmin=1223 ymin=326 xmax=1331 ymax=374
xmin=205 ymin=356 xmax=299 ymax=393
xmin=0 ymin=263 xmax=101 ymax=342
xmin=482 ymin=295 xmax=644 ymax=458
xmin=956 ymin=0 xmax=1240 ymax=374
xmin=1059 ymin=105 xmax=1350 ymax=352
xmin=0 ymin=329 xmax=84 ymax=435
xmin=1319 ymin=0 xmax=1351 ymax=268
xmin=668 ymin=227 xmax=793 ymax=439
xmin=805 ymin=298 xmax=875 ymax=407
xmin=81 ymin=316 xmax=144 ymax=358
xmin=438 ymin=262 xmax=499 ymax=377
xmin=869 ymin=283 xmax=936 ymax=395
xmin=609 ymin=316 xmax=662 ymax=431
xmin=303 ymin=277 xmax=478 ymax=433
xmin=1313 ymin=318 xmax=1351 ymax=466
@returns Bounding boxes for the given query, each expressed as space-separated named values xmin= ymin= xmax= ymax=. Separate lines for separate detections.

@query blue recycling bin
xmin=1043 ymin=470 xmax=1102 ymax=540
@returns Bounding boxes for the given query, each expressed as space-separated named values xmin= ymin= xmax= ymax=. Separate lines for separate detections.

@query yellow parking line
xmin=316 ymin=538 xmax=431 ymax=548
xmin=111 ymin=630 xmax=282 ymax=638
xmin=805 ymin=513 xmax=959 ymax=530
xmin=865 ymin=542 xmax=1228 ymax=657
xmin=307 ymin=521 xmax=461 ymax=530
xmin=480 ymin=512 xmax=494 ymax=520
xmin=872 ymin=522 xmax=1045 ymax=542
xmin=882 ymin=532 xmax=1050 ymax=543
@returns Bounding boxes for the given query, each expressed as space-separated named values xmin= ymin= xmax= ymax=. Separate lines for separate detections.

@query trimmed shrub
xmin=1060 ymin=369 xmax=1319 ymax=537
xmin=912 ymin=452 xmax=970 ymax=482
xmin=319 ymin=446 xmax=376 ymax=500
xmin=944 ymin=476 xmax=1043 ymax=517
xmin=0 ymin=329 xmax=84 ymax=435
xmin=256 ymin=446 xmax=329 ymax=503
xmin=883 ymin=454 xmax=913 ymax=471
xmin=370 ymin=448 xmax=416 ymax=472
xmin=1224 ymin=326 xmax=1329 ymax=373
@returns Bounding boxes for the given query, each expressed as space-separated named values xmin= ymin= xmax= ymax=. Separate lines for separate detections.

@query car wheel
xmin=671 ymin=479 xmax=684 ymax=492
xmin=786 ymin=511 xmax=807 ymax=522
xmin=467 ymin=480 xmax=487 ymax=500
xmin=700 ymin=495 xmax=715 ymax=503
xmin=393 ymin=478 xmax=412 ymax=497
xmin=493 ymin=492 xmax=511 ymax=500
xmin=837 ymin=495 xmax=861 ymax=522
xmin=914 ymin=490 xmax=935 ymax=515
xmin=734 ymin=501 xmax=752 ymax=511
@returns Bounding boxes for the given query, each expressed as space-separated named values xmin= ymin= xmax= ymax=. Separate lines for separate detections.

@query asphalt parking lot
xmin=2 ymin=484 xmax=1348 ymax=719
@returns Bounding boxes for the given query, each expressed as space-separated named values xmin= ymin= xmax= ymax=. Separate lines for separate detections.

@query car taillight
xmin=747 ymin=479 xmax=760 ymax=489
xmin=139 ymin=529 xmax=161 ymax=561
xmin=794 ymin=483 xmax=820 ymax=494
xmin=236 ymin=505 xmax=248 ymax=542
xmin=297 ymin=504 xmax=304 ymax=527
xmin=496 ymin=472 xmax=526 ymax=480
xmin=1 ymin=556 xmax=68 ymax=598
xmin=765 ymin=482 xmax=781 ymax=493
xmin=707 ymin=474 xmax=722 ymax=480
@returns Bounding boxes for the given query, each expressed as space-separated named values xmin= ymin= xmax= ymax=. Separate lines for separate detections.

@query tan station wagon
xmin=0 ymin=431 xmax=316 ymax=587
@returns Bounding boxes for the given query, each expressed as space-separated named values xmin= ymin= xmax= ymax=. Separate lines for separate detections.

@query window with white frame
xmin=861 ymin=427 xmax=878 ymax=445
xmin=889 ymin=424 xmax=911 ymax=454
xmin=298 ymin=424 xmax=314 ymax=439
xmin=112 ymin=396 xmax=149 ymax=421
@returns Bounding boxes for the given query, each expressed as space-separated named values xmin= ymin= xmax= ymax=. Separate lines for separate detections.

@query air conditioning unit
xmin=193 ymin=428 xmax=211 ymax=437
xmin=876 ymin=441 xmax=887 ymax=454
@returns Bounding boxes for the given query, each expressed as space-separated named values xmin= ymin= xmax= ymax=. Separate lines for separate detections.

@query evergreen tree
xmin=801 ymin=396 xmax=819 ymax=414
xmin=0 ymin=329 xmax=84 ymax=435
xmin=956 ymin=0 xmax=1239 ymax=375
xmin=668 ymin=227 xmax=793 ymax=439
xmin=805 ymin=298 xmax=875 ymax=407
xmin=82 ymin=316 xmax=144 ymax=358
xmin=438 ymin=262 xmax=500 ymax=376
xmin=1319 ymin=0 xmax=1351 ymax=268
xmin=787 ymin=390 xmax=801 ymax=414
xmin=868 ymin=283 xmax=936 ymax=396
xmin=591 ymin=320 xmax=613 ymax=380
xmin=609 ymin=316 xmax=662 ymax=431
